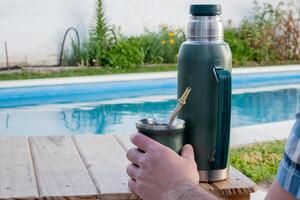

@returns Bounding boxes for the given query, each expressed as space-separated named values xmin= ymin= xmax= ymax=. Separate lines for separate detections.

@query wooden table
xmin=0 ymin=135 xmax=257 ymax=200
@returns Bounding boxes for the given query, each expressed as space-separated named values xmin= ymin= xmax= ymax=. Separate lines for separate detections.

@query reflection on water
xmin=0 ymin=88 xmax=300 ymax=136
xmin=59 ymin=100 xmax=177 ymax=134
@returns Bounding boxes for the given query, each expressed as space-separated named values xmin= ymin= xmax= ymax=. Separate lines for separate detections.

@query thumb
xmin=181 ymin=144 xmax=195 ymax=160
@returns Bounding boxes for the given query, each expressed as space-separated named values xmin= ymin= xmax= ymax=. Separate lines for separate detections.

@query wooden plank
xmin=212 ymin=167 xmax=257 ymax=196
xmin=200 ymin=167 xmax=257 ymax=197
xmin=114 ymin=134 xmax=135 ymax=151
xmin=225 ymin=193 xmax=250 ymax=200
xmin=29 ymin=136 xmax=98 ymax=199
xmin=73 ymin=135 xmax=137 ymax=200
xmin=0 ymin=137 xmax=39 ymax=199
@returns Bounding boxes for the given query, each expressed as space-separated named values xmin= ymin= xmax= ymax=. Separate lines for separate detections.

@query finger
xmin=131 ymin=133 xmax=162 ymax=152
xmin=181 ymin=144 xmax=195 ymax=160
xmin=128 ymin=179 xmax=138 ymax=194
xmin=127 ymin=148 xmax=144 ymax=166
xmin=126 ymin=164 xmax=139 ymax=180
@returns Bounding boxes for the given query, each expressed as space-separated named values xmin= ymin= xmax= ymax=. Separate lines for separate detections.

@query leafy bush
xmin=272 ymin=1 xmax=300 ymax=60
xmin=68 ymin=0 xmax=300 ymax=68
xmin=104 ymin=37 xmax=145 ymax=67
xmin=225 ymin=0 xmax=300 ymax=66
xmin=78 ymin=24 xmax=185 ymax=67
xmin=135 ymin=25 xmax=185 ymax=64
xmin=240 ymin=1 xmax=282 ymax=62
xmin=136 ymin=30 xmax=164 ymax=64
xmin=73 ymin=0 xmax=185 ymax=68
xmin=224 ymin=28 xmax=253 ymax=66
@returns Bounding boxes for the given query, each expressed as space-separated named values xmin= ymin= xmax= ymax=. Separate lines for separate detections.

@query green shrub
xmin=68 ymin=0 xmax=300 ymax=68
xmin=225 ymin=0 xmax=300 ymax=66
xmin=137 ymin=25 xmax=185 ymax=64
xmin=240 ymin=1 xmax=282 ymax=62
xmin=224 ymin=28 xmax=253 ymax=66
xmin=104 ymin=38 xmax=145 ymax=67
xmin=88 ymin=25 xmax=185 ymax=67
xmin=136 ymin=30 xmax=164 ymax=64
xmin=73 ymin=0 xmax=185 ymax=67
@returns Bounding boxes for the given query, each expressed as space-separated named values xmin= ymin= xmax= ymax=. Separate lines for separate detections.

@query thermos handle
xmin=213 ymin=66 xmax=232 ymax=168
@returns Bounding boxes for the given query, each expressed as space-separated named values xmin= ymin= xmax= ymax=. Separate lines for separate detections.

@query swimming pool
xmin=0 ymin=70 xmax=300 ymax=136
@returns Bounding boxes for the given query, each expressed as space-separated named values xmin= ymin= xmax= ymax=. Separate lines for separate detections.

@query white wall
xmin=0 ymin=0 xmax=294 ymax=67
xmin=0 ymin=0 xmax=95 ymax=67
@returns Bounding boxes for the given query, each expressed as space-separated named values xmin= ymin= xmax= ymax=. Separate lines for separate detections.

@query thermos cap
xmin=190 ymin=4 xmax=221 ymax=16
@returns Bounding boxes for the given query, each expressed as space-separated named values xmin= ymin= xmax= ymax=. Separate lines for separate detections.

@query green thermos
xmin=178 ymin=4 xmax=232 ymax=182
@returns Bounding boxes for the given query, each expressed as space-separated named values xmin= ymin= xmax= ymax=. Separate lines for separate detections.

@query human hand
xmin=126 ymin=133 xmax=199 ymax=200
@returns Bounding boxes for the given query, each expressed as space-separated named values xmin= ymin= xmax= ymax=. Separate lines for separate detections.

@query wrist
xmin=164 ymin=180 xmax=220 ymax=200
xmin=164 ymin=181 xmax=199 ymax=200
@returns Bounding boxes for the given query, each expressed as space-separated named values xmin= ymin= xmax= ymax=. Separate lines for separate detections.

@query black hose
xmin=59 ymin=27 xmax=81 ymax=66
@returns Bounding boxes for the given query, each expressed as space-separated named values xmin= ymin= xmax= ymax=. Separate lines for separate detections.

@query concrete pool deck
xmin=231 ymin=120 xmax=294 ymax=147
xmin=0 ymin=64 xmax=300 ymax=89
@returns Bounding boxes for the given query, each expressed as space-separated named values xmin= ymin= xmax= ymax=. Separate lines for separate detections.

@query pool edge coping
xmin=231 ymin=119 xmax=295 ymax=148
xmin=0 ymin=64 xmax=300 ymax=89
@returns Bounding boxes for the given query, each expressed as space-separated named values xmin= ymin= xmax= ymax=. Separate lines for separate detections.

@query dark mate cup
xmin=136 ymin=118 xmax=185 ymax=153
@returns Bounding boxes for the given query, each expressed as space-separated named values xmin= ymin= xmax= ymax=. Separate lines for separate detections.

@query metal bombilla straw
xmin=168 ymin=87 xmax=191 ymax=126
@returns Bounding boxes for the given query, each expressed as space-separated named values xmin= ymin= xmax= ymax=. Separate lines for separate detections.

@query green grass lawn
xmin=0 ymin=65 xmax=177 ymax=81
xmin=231 ymin=140 xmax=285 ymax=184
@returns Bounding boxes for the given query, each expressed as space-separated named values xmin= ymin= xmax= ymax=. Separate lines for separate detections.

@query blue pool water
xmin=0 ymin=71 xmax=300 ymax=136
xmin=1 ymin=71 xmax=300 ymax=108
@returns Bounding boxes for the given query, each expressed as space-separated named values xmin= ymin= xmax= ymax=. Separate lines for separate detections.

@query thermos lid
xmin=190 ymin=4 xmax=221 ymax=16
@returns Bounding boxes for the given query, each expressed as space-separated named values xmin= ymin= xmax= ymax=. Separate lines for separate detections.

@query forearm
xmin=165 ymin=181 xmax=220 ymax=200
xmin=265 ymin=180 xmax=296 ymax=200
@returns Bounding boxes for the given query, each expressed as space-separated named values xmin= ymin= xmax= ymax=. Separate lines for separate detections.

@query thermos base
xmin=198 ymin=168 xmax=229 ymax=182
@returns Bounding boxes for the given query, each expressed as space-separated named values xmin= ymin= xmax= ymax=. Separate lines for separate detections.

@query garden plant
xmin=65 ymin=0 xmax=300 ymax=68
